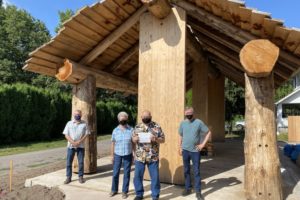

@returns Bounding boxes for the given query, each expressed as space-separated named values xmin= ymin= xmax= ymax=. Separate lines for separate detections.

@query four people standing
xmin=64 ymin=108 xmax=211 ymax=200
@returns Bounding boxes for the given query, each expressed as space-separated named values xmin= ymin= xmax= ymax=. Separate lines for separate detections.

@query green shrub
xmin=0 ymin=83 xmax=137 ymax=144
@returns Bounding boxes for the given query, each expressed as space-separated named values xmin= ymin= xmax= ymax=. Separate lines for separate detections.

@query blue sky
xmin=3 ymin=0 xmax=300 ymax=36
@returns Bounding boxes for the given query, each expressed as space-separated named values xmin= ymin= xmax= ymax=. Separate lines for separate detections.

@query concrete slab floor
xmin=25 ymin=140 xmax=300 ymax=200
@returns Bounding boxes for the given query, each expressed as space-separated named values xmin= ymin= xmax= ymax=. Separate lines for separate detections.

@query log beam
xmin=56 ymin=59 xmax=138 ymax=94
xmin=186 ymin=31 xmax=220 ymax=79
xmin=79 ymin=5 xmax=147 ymax=64
xmin=141 ymin=0 xmax=171 ymax=19
xmin=106 ymin=43 xmax=139 ymax=73
xmin=240 ymin=39 xmax=279 ymax=77
xmin=241 ymin=40 xmax=283 ymax=200
xmin=176 ymin=1 xmax=300 ymax=74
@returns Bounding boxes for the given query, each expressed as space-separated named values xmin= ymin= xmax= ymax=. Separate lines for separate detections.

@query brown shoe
xmin=122 ymin=192 xmax=128 ymax=199
xmin=64 ymin=177 xmax=71 ymax=184
xmin=109 ymin=191 xmax=117 ymax=197
xmin=79 ymin=176 xmax=85 ymax=184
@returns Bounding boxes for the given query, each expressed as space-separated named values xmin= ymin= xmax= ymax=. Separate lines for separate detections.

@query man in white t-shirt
xmin=63 ymin=110 xmax=90 ymax=184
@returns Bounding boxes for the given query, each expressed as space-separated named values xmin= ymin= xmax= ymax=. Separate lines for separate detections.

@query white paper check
xmin=138 ymin=132 xmax=151 ymax=143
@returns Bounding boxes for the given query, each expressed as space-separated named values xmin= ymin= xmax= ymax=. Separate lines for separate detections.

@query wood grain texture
xmin=288 ymin=116 xmax=300 ymax=143
xmin=240 ymin=39 xmax=279 ymax=77
xmin=72 ymin=75 xmax=97 ymax=174
xmin=138 ymin=7 xmax=186 ymax=184
xmin=244 ymin=73 xmax=283 ymax=200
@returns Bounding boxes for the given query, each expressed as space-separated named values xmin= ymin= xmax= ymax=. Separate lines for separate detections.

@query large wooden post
xmin=240 ymin=39 xmax=282 ymax=200
xmin=72 ymin=75 xmax=97 ymax=174
xmin=192 ymin=61 xmax=208 ymax=123
xmin=138 ymin=7 xmax=186 ymax=184
xmin=208 ymin=75 xmax=225 ymax=142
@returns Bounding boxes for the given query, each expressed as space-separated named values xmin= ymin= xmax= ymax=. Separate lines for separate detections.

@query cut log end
xmin=141 ymin=0 xmax=171 ymax=19
xmin=240 ymin=39 xmax=280 ymax=78
xmin=55 ymin=59 xmax=73 ymax=81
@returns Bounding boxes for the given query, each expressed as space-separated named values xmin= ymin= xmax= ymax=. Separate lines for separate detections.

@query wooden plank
xmin=23 ymin=63 xmax=57 ymax=77
xmin=227 ymin=0 xmax=245 ymax=26
xmin=26 ymin=57 xmax=58 ymax=69
xmin=107 ymin=43 xmax=138 ymax=72
xmin=250 ymin=10 xmax=270 ymax=37
xmin=79 ymin=5 xmax=147 ymax=64
xmin=56 ymin=33 xmax=92 ymax=52
xmin=138 ymin=7 xmax=186 ymax=184
xmin=288 ymin=116 xmax=300 ymax=143
xmin=102 ymin=0 xmax=129 ymax=20
xmin=283 ymin=29 xmax=300 ymax=52
xmin=113 ymin=0 xmax=137 ymax=14
xmin=29 ymin=50 xmax=64 ymax=64
xmin=262 ymin=18 xmax=283 ymax=39
xmin=60 ymin=27 xmax=98 ymax=47
xmin=272 ymin=26 xmax=291 ymax=47
xmin=208 ymin=0 xmax=223 ymax=17
xmin=239 ymin=7 xmax=252 ymax=31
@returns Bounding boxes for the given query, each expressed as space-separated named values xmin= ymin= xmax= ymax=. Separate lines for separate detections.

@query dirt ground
xmin=0 ymin=160 xmax=66 ymax=200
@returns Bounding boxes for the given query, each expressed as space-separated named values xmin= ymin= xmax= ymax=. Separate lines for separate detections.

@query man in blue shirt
xmin=110 ymin=111 xmax=134 ymax=199
xmin=63 ymin=110 xmax=90 ymax=184
xmin=178 ymin=107 xmax=211 ymax=200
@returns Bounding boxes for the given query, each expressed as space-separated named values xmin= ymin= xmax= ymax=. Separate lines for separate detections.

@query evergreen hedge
xmin=0 ymin=83 xmax=137 ymax=144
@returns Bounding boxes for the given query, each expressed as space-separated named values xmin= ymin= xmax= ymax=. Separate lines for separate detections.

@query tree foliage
xmin=0 ymin=5 xmax=50 ymax=84
xmin=55 ymin=9 xmax=74 ymax=33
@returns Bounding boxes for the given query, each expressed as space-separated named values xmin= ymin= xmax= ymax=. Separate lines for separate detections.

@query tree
xmin=55 ymin=9 xmax=74 ymax=33
xmin=275 ymin=79 xmax=293 ymax=102
xmin=0 ymin=5 xmax=50 ymax=84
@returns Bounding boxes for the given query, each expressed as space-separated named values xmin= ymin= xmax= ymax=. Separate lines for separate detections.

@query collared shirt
xmin=63 ymin=120 xmax=90 ymax=148
xmin=179 ymin=119 xmax=209 ymax=152
xmin=133 ymin=121 xmax=165 ymax=163
xmin=111 ymin=125 xmax=133 ymax=156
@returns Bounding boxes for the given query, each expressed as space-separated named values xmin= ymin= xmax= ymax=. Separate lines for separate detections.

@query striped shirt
xmin=111 ymin=125 xmax=133 ymax=156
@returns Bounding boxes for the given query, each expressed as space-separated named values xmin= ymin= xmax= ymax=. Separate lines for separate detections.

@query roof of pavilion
xmin=23 ymin=0 xmax=300 ymax=92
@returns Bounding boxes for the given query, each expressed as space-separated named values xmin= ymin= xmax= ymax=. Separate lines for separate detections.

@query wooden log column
xmin=138 ymin=7 xmax=186 ymax=184
xmin=192 ymin=61 xmax=208 ymax=124
xmin=208 ymin=75 xmax=225 ymax=142
xmin=240 ymin=39 xmax=283 ymax=200
xmin=71 ymin=75 xmax=97 ymax=174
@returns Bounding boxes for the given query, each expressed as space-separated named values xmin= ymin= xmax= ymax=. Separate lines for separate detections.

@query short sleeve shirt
xmin=111 ymin=125 xmax=133 ymax=156
xmin=63 ymin=120 xmax=90 ymax=148
xmin=133 ymin=121 xmax=165 ymax=163
xmin=179 ymin=119 xmax=209 ymax=152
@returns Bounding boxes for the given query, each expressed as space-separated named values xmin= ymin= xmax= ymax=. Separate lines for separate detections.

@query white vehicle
xmin=235 ymin=121 xmax=245 ymax=130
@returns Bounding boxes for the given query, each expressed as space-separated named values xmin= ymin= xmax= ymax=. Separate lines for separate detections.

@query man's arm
xmin=65 ymin=135 xmax=75 ymax=146
xmin=178 ymin=135 xmax=183 ymax=156
xmin=196 ymin=130 xmax=212 ymax=151
xmin=111 ymin=142 xmax=115 ymax=163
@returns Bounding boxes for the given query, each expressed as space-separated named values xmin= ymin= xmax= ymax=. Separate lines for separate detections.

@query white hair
xmin=117 ymin=111 xmax=129 ymax=120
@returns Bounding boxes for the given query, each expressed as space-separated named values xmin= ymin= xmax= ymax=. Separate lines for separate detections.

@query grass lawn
xmin=277 ymin=132 xmax=288 ymax=142
xmin=0 ymin=134 xmax=111 ymax=157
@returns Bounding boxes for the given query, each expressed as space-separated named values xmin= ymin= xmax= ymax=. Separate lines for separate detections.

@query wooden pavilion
xmin=23 ymin=0 xmax=300 ymax=199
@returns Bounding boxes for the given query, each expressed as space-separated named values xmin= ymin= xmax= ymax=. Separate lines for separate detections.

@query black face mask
xmin=119 ymin=120 xmax=127 ymax=125
xmin=186 ymin=115 xmax=193 ymax=120
xmin=142 ymin=117 xmax=151 ymax=124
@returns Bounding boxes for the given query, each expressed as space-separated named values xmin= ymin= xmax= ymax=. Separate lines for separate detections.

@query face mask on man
xmin=74 ymin=114 xmax=81 ymax=121
xmin=119 ymin=120 xmax=127 ymax=125
xmin=186 ymin=115 xmax=193 ymax=120
xmin=142 ymin=117 xmax=151 ymax=124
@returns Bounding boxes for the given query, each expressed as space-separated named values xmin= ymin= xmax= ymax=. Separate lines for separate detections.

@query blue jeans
xmin=182 ymin=150 xmax=201 ymax=192
xmin=134 ymin=160 xmax=160 ymax=199
xmin=66 ymin=148 xmax=84 ymax=178
xmin=111 ymin=154 xmax=132 ymax=193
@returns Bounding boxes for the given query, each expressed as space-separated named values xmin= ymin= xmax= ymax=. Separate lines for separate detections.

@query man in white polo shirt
xmin=63 ymin=110 xmax=90 ymax=184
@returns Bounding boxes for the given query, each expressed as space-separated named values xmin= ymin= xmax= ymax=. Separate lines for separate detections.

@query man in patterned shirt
xmin=132 ymin=110 xmax=165 ymax=200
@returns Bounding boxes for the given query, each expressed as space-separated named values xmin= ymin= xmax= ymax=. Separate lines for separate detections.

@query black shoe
xmin=122 ymin=192 xmax=128 ymax=199
xmin=64 ymin=177 xmax=71 ymax=184
xmin=134 ymin=196 xmax=143 ymax=200
xmin=196 ymin=192 xmax=204 ymax=200
xmin=79 ymin=176 xmax=85 ymax=184
xmin=109 ymin=191 xmax=117 ymax=197
xmin=182 ymin=189 xmax=192 ymax=196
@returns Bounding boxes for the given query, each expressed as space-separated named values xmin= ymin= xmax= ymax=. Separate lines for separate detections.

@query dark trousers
xmin=111 ymin=154 xmax=132 ymax=193
xmin=66 ymin=147 xmax=84 ymax=178
xmin=182 ymin=149 xmax=201 ymax=192
xmin=134 ymin=160 xmax=160 ymax=199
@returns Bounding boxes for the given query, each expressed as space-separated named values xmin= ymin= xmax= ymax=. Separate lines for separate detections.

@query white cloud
xmin=2 ymin=0 xmax=12 ymax=8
